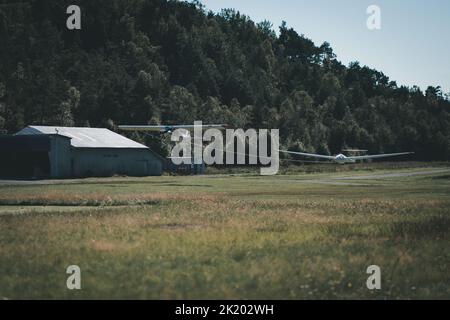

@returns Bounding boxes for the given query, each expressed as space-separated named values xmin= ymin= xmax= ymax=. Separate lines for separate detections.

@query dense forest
xmin=0 ymin=0 xmax=449 ymax=160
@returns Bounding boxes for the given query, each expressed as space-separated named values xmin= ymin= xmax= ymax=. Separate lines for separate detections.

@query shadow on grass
xmin=322 ymin=215 xmax=450 ymax=240
xmin=0 ymin=199 xmax=162 ymax=207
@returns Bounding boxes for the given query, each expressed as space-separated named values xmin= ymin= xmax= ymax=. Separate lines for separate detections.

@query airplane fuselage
xmin=334 ymin=154 xmax=356 ymax=164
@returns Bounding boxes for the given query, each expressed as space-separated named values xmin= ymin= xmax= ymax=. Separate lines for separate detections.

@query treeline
xmin=0 ymin=0 xmax=449 ymax=160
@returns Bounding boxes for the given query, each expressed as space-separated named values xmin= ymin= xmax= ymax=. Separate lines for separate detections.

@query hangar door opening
xmin=0 ymin=135 xmax=54 ymax=179
xmin=0 ymin=151 xmax=50 ymax=179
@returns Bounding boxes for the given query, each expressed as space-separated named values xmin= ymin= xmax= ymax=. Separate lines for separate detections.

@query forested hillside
xmin=1 ymin=0 xmax=449 ymax=160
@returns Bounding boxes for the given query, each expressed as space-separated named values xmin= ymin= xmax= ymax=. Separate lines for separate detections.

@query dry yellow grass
xmin=0 ymin=166 xmax=449 ymax=299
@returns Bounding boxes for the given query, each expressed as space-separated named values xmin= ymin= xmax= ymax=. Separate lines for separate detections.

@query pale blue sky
xmin=199 ymin=0 xmax=450 ymax=93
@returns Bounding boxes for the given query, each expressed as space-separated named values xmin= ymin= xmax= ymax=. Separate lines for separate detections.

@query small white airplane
xmin=118 ymin=124 xmax=227 ymax=134
xmin=279 ymin=150 xmax=414 ymax=164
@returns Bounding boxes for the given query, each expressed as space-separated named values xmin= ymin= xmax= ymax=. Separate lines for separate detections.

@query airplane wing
xmin=347 ymin=152 xmax=414 ymax=160
xmin=279 ymin=150 xmax=336 ymax=160
xmin=342 ymin=149 xmax=368 ymax=152
xmin=118 ymin=124 xmax=227 ymax=132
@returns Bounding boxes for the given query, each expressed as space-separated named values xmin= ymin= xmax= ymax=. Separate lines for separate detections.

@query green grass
xmin=0 ymin=163 xmax=449 ymax=299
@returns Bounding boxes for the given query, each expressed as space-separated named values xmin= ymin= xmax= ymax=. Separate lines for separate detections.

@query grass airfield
xmin=0 ymin=163 xmax=449 ymax=299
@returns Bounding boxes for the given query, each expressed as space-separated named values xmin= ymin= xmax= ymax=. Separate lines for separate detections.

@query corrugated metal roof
xmin=15 ymin=126 xmax=148 ymax=149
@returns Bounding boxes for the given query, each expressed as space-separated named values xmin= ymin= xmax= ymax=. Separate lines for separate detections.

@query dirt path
xmin=333 ymin=168 xmax=450 ymax=180
xmin=0 ymin=167 xmax=449 ymax=186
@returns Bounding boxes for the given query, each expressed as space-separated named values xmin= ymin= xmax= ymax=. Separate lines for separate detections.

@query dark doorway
xmin=0 ymin=151 xmax=50 ymax=179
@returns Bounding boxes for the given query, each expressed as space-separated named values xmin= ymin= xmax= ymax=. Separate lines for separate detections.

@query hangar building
xmin=0 ymin=126 xmax=163 ymax=179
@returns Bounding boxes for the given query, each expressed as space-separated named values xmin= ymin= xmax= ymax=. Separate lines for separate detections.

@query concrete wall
xmin=71 ymin=148 xmax=163 ymax=177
